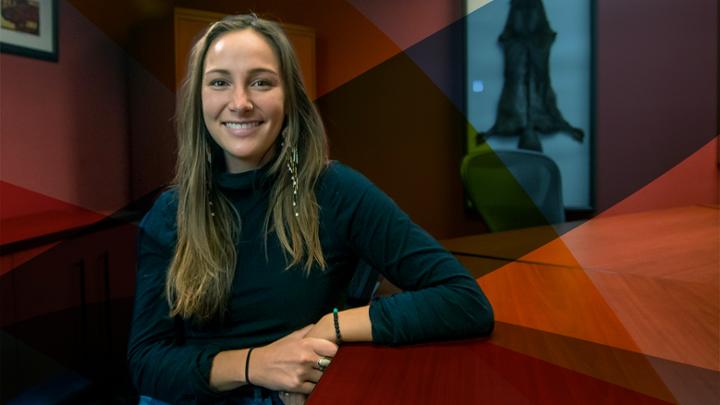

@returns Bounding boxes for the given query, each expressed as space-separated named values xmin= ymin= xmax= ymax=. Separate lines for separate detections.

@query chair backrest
xmin=345 ymin=260 xmax=381 ymax=308
xmin=461 ymin=148 xmax=565 ymax=232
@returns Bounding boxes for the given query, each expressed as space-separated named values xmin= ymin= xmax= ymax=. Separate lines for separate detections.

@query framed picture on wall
xmin=0 ymin=0 xmax=58 ymax=61
xmin=465 ymin=0 xmax=595 ymax=214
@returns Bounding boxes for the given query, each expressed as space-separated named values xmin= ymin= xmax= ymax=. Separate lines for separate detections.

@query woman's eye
xmin=209 ymin=79 xmax=228 ymax=88
xmin=251 ymin=79 xmax=272 ymax=88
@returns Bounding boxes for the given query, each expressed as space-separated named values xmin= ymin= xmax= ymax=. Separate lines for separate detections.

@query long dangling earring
xmin=207 ymin=148 xmax=215 ymax=217
xmin=286 ymin=142 xmax=299 ymax=218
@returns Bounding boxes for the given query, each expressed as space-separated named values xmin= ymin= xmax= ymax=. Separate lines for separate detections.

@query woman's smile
xmin=222 ymin=120 xmax=265 ymax=136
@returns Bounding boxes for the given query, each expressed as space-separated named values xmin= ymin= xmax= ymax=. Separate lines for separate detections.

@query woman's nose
xmin=229 ymin=88 xmax=253 ymax=112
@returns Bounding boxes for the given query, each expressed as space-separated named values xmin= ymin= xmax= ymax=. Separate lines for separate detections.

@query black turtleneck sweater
xmin=127 ymin=161 xmax=493 ymax=404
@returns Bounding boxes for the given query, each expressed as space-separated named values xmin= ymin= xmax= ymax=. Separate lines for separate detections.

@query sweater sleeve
xmin=326 ymin=164 xmax=494 ymax=345
xmin=126 ymin=191 xmax=224 ymax=404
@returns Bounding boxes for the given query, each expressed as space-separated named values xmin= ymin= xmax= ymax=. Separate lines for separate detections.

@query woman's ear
xmin=279 ymin=117 xmax=289 ymax=144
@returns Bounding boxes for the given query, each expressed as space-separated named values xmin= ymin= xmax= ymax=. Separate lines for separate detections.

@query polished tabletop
xmin=308 ymin=205 xmax=719 ymax=404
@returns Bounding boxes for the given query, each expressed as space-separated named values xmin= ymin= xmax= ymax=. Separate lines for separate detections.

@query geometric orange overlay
xmin=474 ymin=204 xmax=719 ymax=404
xmin=2 ymin=0 xmax=718 ymax=403
xmin=441 ymin=139 xmax=719 ymax=403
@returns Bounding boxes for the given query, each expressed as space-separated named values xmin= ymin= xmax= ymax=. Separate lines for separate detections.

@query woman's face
xmin=201 ymin=29 xmax=285 ymax=173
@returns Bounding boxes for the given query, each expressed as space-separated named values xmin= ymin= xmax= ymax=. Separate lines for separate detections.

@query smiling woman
xmin=127 ymin=14 xmax=493 ymax=405
xmin=202 ymin=29 xmax=286 ymax=173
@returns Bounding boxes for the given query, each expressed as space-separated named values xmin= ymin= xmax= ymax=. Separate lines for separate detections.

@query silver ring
xmin=280 ymin=391 xmax=290 ymax=397
xmin=317 ymin=356 xmax=331 ymax=370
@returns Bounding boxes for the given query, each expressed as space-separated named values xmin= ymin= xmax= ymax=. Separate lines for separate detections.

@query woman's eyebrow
xmin=247 ymin=68 xmax=279 ymax=77
xmin=204 ymin=68 xmax=279 ymax=76
xmin=204 ymin=68 xmax=231 ymax=76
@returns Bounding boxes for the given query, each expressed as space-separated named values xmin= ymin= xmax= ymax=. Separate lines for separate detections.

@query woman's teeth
xmin=224 ymin=121 xmax=260 ymax=129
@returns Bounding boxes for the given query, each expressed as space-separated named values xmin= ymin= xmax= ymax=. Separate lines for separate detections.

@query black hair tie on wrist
xmin=245 ymin=347 xmax=254 ymax=386
xmin=333 ymin=308 xmax=342 ymax=343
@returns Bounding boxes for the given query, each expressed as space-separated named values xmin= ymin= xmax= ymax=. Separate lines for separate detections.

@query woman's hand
xmin=251 ymin=324 xmax=337 ymax=394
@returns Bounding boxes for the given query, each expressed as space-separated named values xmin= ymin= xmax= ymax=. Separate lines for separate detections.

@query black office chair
xmin=461 ymin=146 xmax=565 ymax=232
xmin=345 ymin=260 xmax=381 ymax=308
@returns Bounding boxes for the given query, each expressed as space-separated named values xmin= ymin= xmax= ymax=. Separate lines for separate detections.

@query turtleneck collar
xmin=215 ymin=162 xmax=275 ymax=191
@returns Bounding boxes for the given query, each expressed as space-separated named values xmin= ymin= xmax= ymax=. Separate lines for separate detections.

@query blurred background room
xmin=1 ymin=0 xmax=717 ymax=403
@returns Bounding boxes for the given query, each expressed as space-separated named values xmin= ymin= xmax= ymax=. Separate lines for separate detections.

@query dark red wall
xmin=0 ymin=0 xmax=131 ymax=218
xmin=595 ymin=0 xmax=718 ymax=212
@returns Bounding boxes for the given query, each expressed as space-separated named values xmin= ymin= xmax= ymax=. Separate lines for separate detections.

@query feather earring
xmin=206 ymin=149 xmax=215 ymax=217
xmin=284 ymin=133 xmax=299 ymax=218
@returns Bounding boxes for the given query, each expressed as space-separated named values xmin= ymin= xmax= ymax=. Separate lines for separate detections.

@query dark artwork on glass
xmin=0 ymin=0 xmax=57 ymax=61
xmin=479 ymin=0 xmax=584 ymax=151
xmin=2 ymin=0 xmax=40 ymax=35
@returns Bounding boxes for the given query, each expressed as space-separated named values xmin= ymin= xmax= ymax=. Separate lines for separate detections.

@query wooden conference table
xmin=308 ymin=205 xmax=719 ymax=404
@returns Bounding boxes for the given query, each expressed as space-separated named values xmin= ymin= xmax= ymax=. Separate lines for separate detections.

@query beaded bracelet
xmin=333 ymin=307 xmax=342 ymax=343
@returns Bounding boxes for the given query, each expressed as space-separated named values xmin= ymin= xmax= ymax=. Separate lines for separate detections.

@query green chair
xmin=461 ymin=147 xmax=565 ymax=232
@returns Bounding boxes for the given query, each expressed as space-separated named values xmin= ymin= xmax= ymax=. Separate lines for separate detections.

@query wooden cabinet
xmin=174 ymin=8 xmax=316 ymax=98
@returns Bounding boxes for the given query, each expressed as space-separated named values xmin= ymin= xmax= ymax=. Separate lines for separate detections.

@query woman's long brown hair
xmin=168 ymin=15 xmax=328 ymax=323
